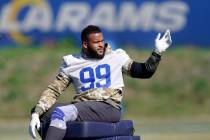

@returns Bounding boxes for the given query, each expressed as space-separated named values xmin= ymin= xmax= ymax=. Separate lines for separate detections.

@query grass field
xmin=0 ymin=117 xmax=210 ymax=140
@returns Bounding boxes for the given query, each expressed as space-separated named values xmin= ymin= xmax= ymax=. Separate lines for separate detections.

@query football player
xmin=29 ymin=25 xmax=172 ymax=140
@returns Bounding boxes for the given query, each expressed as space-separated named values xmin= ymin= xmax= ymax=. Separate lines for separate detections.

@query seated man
xmin=29 ymin=25 xmax=172 ymax=140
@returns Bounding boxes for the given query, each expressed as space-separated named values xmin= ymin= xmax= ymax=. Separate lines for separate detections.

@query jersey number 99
xmin=79 ymin=64 xmax=111 ymax=92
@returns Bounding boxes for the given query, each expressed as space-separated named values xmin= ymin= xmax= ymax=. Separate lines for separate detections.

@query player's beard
xmin=83 ymin=44 xmax=107 ymax=59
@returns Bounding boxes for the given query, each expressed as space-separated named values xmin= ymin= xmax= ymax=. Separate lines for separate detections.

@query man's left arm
xmin=127 ymin=52 xmax=161 ymax=78
xmin=123 ymin=29 xmax=172 ymax=78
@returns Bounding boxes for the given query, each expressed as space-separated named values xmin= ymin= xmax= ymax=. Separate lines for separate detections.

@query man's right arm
xmin=33 ymin=72 xmax=71 ymax=116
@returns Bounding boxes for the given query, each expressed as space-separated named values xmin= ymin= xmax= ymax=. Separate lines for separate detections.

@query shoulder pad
xmin=114 ymin=49 xmax=127 ymax=54
xmin=62 ymin=54 xmax=81 ymax=66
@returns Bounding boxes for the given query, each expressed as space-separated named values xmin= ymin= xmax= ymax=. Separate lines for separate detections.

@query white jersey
xmin=60 ymin=49 xmax=131 ymax=94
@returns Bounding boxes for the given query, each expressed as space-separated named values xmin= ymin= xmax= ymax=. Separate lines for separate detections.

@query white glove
xmin=155 ymin=29 xmax=172 ymax=54
xmin=29 ymin=113 xmax=40 ymax=139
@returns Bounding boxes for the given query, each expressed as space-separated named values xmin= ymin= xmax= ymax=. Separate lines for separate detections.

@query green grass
xmin=123 ymin=47 xmax=210 ymax=118
xmin=0 ymin=47 xmax=210 ymax=119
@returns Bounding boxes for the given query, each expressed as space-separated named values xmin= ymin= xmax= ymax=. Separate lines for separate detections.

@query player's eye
xmin=93 ymin=40 xmax=104 ymax=44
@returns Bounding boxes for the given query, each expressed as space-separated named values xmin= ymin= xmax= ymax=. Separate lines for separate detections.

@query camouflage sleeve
xmin=34 ymin=72 xmax=71 ymax=116
xmin=122 ymin=58 xmax=133 ymax=75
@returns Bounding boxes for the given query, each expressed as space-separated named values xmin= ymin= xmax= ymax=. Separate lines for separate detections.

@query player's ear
xmin=82 ymin=41 xmax=88 ymax=49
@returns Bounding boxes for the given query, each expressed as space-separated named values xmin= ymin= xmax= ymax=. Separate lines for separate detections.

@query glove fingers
xmin=29 ymin=123 xmax=36 ymax=138
xmin=166 ymin=29 xmax=170 ymax=34
xmin=163 ymin=29 xmax=170 ymax=39
xmin=167 ymin=30 xmax=171 ymax=41
xmin=156 ymin=33 xmax=161 ymax=41
xmin=32 ymin=125 xmax=37 ymax=138
xmin=36 ymin=121 xmax=40 ymax=130
xmin=29 ymin=125 xmax=33 ymax=137
xmin=166 ymin=29 xmax=172 ymax=45
xmin=168 ymin=35 xmax=172 ymax=45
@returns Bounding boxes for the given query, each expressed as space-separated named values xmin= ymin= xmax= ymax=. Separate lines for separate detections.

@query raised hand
xmin=155 ymin=29 xmax=172 ymax=54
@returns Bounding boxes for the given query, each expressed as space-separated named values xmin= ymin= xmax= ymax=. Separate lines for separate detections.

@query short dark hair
xmin=81 ymin=25 xmax=102 ymax=42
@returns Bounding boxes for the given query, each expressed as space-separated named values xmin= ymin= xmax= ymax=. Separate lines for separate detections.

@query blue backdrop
xmin=0 ymin=0 xmax=210 ymax=48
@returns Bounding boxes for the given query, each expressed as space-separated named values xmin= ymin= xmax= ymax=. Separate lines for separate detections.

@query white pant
xmin=50 ymin=104 xmax=78 ymax=129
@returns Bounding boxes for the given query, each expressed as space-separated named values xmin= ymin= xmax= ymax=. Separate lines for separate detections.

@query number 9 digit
xmin=96 ymin=64 xmax=111 ymax=88
xmin=80 ymin=67 xmax=95 ymax=91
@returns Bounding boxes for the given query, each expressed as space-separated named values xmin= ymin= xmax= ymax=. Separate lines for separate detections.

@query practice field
xmin=0 ymin=118 xmax=210 ymax=140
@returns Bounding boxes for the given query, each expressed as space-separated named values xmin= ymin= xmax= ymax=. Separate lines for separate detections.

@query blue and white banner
xmin=0 ymin=0 xmax=210 ymax=48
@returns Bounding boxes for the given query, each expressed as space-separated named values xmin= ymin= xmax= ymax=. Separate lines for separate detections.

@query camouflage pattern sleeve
xmin=34 ymin=72 xmax=71 ymax=116
xmin=122 ymin=58 xmax=133 ymax=75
